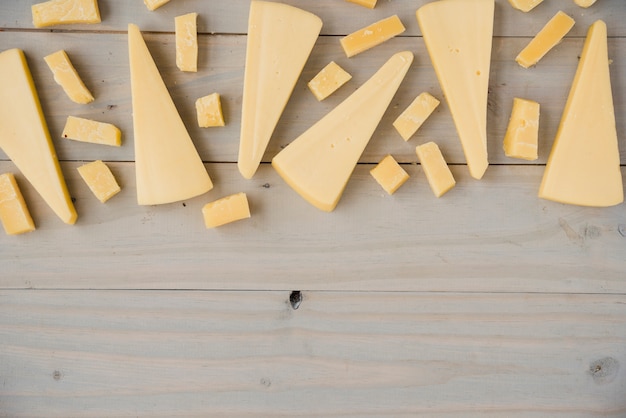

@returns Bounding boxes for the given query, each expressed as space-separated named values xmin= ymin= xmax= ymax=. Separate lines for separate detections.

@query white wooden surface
xmin=1 ymin=0 xmax=625 ymax=416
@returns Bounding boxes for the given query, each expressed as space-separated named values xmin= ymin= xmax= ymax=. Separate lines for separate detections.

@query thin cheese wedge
xmin=539 ymin=20 xmax=623 ymax=207
xmin=77 ymin=160 xmax=120 ymax=203
xmin=507 ymin=0 xmax=544 ymax=12
xmin=0 ymin=173 xmax=35 ymax=235
xmin=0 ymin=49 xmax=77 ymax=225
xmin=202 ymin=193 xmax=251 ymax=228
xmin=32 ymin=0 xmax=101 ymax=28
xmin=44 ymin=50 xmax=94 ymax=104
xmin=62 ymin=116 xmax=121 ymax=146
xmin=574 ymin=0 xmax=597 ymax=8
xmin=341 ymin=15 xmax=406 ymax=58
xmin=144 ymin=0 xmax=171 ymax=11
xmin=196 ymin=93 xmax=225 ymax=127
xmin=416 ymin=142 xmax=456 ymax=198
xmin=516 ymin=11 xmax=575 ymax=68
xmin=393 ymin=92 xmax=440 ymax=141
xmin=238 ymin=1 xmax=322 ymax=180
xmin=175 ymin=13 xmax=198 ymax=72
xmin=272 ymin=51 xmax=413 ymax=212
xmin=128 ymin=24 xmax=213 ymax=205
xmin=345 ymin=0 xmax=378 ymax=8
xmin=503 ymin=98 xmax=539 ymax=160
xmin=308 ymin=61 xmax=352 ymax=101
xmin=370 ymin=155 xmax=409 ymax=195
xmin=417 ymin=0 xmax=494 ymax=180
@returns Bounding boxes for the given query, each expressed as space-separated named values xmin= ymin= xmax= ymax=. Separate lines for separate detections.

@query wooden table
xmin=1 ymin=0 xmax=625 ymax=415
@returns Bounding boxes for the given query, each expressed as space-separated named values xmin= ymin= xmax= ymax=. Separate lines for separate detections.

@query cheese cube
xmin=345 ymin=0 xmax=378 ymax=9
xmin=341 ymin=15 xmax=406 ymax=58
xmin=416 ymin=142 xmax=455 ymax=198
xmin=175 ymin=13 xmax=198 ymax=72
xmin=574 ymin=0 xmax=597 ymax=7
xmin=0 ymin=173 xmax=35 ymax=235
xmin=370 ymin=155 xmax=409 ymax=195
xmin=77 ymin=160 xmax=121 ymax=203
xmin=63 ymin=116 xmax=121 ymax=146
xmin=393 ymin=92 xmax=440 ymax=141
xmin=308 ymin=62 xmax=352 ymax=101
xmin=144 ymin=0 xmax=170 ymax=11
xmin=503 ymin=98 xmax=539 ymax=160
xmin=507 ymin=0 xmax=544 ymax=12
xmin=44 ymin=50 xmax=94 ymax=104
xmin=516 ymin=11 xmax=575 ymax=68
xmin=196 ymin=93 xmax=225 ymax=127
xmin=32 ymin=0 xmax=101 ymax=28
xmin=202 ymin=193 xmax=251 ymax=228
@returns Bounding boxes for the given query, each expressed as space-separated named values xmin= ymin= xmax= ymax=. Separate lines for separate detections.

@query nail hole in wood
xmin=52 ymin=370 xmax=62 ymax=381
xmin=589 ymin=357 xmax=619 ymax=385
xmin=289 ymin=291 xmax=302 ymax=310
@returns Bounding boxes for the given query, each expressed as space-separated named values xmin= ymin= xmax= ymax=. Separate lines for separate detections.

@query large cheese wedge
xmin=272 ymin=51 xmax=413 ymax=212
xmin=539 ymin=20 xmax=623 ymax=207
xmin=238 ymin=1 xmax=322 ymax=180
xmin=128 ymin=24 xmax=213 ymax=205
xmin=0 ymin=49 xmax=77 ymax=224
xmin=416 ymin=0 xmax=494 ymax=180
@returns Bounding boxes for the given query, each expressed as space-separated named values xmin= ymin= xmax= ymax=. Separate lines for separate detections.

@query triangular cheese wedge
xmin=539 ymin=20 xmax=623 ymax=207
xmin=128 ymin=24 xmax=213 ymax=205
xmin=416 ymin=0 xmax=494 ymax=179
xmin=272 ymin=51 xmax=414 ymax=212
xmin=0 ymin=49 xmax=77 ymax=224
xmin=238 ymin=1 xmax=322 ymax=179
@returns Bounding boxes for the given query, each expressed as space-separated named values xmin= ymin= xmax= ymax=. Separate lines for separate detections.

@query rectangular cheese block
xmin=144 ymin=0 xmax=170 ymax=11
xmin=416 ymin=142 xmax=456 ymax=198
xmin=370 ymin=155 xmax=409 ymax=195
xmin=308 ymin=61 xmax=352 ymax=101
xmin=62 ymin=116 xmax=121 ymax=146
xmin=0 ymin=173 xmax=35 ymax=235
xmin=202 ymin=193 xmax=251 ymax=228
xmin=195 ymin=93 xmax=225 ymax=127
xmin=175 ymin=13 xmax=198 ymax=72
xmin=77 ymin=160 xmax=120 ymax=203
xmin=516 ymin=11 xmax=575 ymax=68
xmin=345 ymin=0 xmax=378 ymax=9
xmin=341 ymin=15 xmax=406 ymax=58
xmin=32 ymin=0 xmax=101 ymax=28
xmin=44 ymin=50 xmax=94 ymax=104
xmin=503 ymin=98 xmax=539 ymax=160
xmin=507 ymin=0 xmax=544 ymax=12
xmin=393 ymin=92 xmax=440 ymax=141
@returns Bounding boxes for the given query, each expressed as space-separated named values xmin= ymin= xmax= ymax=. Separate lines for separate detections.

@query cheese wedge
xmin=516 ymin=11 xmax=575 ymax=69
xmin=503 ymin=98 xmax=539 ymax=160
xmin=202 ymin=193 xmax=251 ymax=228
xmin=44 ymin=50 xmax=94 ymax=104
xmin=0 ymin=173 xmax=35 ymax=235
xmin=416 ymin=0 xmax=494 ymax=180
xmin=370 ymin=155 xmax=409 ymax=195
xmin=539 ymin=20 xmax=623 ymax=207
xmin=393 ymin=92 xmax=440 ymax=141
xmin=507 ymin=0 xmax=544 ymax=12
xmin=77 ymin=160 xmax=120 ymax=203
xmin=341 ymin=15 xmax=406 ymax=58
xmin=272 ymin=51 xmax=413 ymax=212
xmin=196 ymin=93 xmax=225 ymax=127
xmin=574 ymin=0 xmax=597 ymax=8
xmin=416 ymin=142 xmax=456 ymax=198
xmin=345 ymin=0 xmax=378 ymax=8
xmin=0 ymin=49 xmax=77 ymax=224
xmin=175 ymin=13 xmax=198 ymax=72
xmin=238 ymin=1 xmax=322 ymax=180
xmin=308 ymin=61 xmax=352 ymax=101
xmin=32 ymin=0 xmax=101 ymax=28
xmin=144 ymin=0 xmax=170 ymax=11
xmin=62 ymin=116 xmax=121 ymax=146
xmin=128 ymin=24 xmax=213 ymax=205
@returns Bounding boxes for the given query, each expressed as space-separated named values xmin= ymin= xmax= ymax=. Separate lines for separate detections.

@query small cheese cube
xmin=370 ymin=155 xmax=409 ymax=195
xmin=574 ymin=0 xmax=597 ymax=7
xmin=503 ymin=98 xmax=540 ymax=160
xmin=516 ymin=11 xmax=575 ymax=68
xmin=32 ymin=0 xmax=101 ymax=28
xmin=44 ymin=50 xmax=94 ymax=104
xmin=507 ymin=0 xmax=544 ymax=12
xmin=77 ymin=160 xmax=121 ymax=203
xmin=63 ymin=116 xmax=121 ymax=146
xmin=0 ymin=173 xmax=35 ymax=235
xmin=195 ymin=93 xmax=225 ymax=127
xmin=202 ymin=193 xmax=251 ymax=228
xmin=341 ymin=15 xmax=406 ymax=58
xmin=393 ymin=92 xmax=440 ymax=141
xmin=345 ymin=0 xmax=378 ymax=9
xmin=416 ymin=142 xmax=455 ymax=198
xmin=144 ymin=0 xmax=170 ymax=11
xmin=175 ymin=13 xmax=198 ymax=72
xmin=308 ymin=61 xmax=352 ymax=101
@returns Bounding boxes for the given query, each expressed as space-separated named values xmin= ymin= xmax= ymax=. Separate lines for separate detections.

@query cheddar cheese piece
xmin=340 ymin=15 xmax=406 ymax=58
xmin=417 ymin=0 xmax=494 ymax=180
xmin=196 ymin=93 xmax=225 ymax=127
xmin=44 ymin=50 xmax=94 ymax=104
xmin=238 ymin=1 xmax=322 ymax=180
xmin=272 ymin=51 xmax=413 ymax=212
xmin=574 ymin=0 xmax=597 ymax=8
xmin=393 ymin=92 xmax=440 ymax=141
xmin=507 ymin=0 xmax=544 ymax=12
xmin=539 ymin=20 xmax=623 ymax=207
xmin=516 ymin=11 xmax=575 ymax=68
xmin=62 ymin=116 xmax=121 ymax=147
xmin=175 ymin=13 xmax=198 ymax=72
xmin=370 ymin=155 xmax=409 ymax=195
xmin=0 ymin=173 xmax=35 ymax=235
xmin=416 ymin=142 xmax=456 ymax=198
xmin=77 ymin=160 xmax=120 ymax=203
xmin=128 ymin=24 xmax=213 ymax=205
xmin=0 ymin=49 xmax=76 ymax=225
xmin=144 ymin=0 xmax=170 ymax=11
xmin=308 ymin=61 xmax=352 ymax=101
xmin=202 ymin=193 xmax=251 ymax=228
xmin=32 ymin=0 xmax=101 ymax=27
xmin=503 ymin=98 xmax=539 ymax=161
xmin=345 ymin=0 xmax=377 ymax=8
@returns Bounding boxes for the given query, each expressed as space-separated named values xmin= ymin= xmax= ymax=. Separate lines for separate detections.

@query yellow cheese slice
xmin=0 ymin=173 xmax=35 ymax=235
xmin=308 ymin=61 xmax=352 ymax=101
xmin=144 ymin=0 xmax=170 ymax=11
xmin=516 ymin=11 xmax=575 ymax=69
xmin=416 ymin=0 xmax=494 ymax=180
xmin=175 ymin=12 xmax=198 ymax=73
xmin=202 ymin=193 xmax=251 ymax=228
xmin=238 ymin=1 xmax=322 ymax=180
xmin=44 ymin=50 xmax=94 ymax=104
xmin=196 ymin=93 xmax=225 ymax=127
xmin=128 ymin=24 xmax=213 ymax=205
xmin=539 ymin=20 xmax=623 ymax=207
xmin=77 ymin=160 xmax=120 ymax=203
xmin=574 ymin=0 xmax=597 ymax=8
xmin=340 ymin=15 xmax=406 ymax=58
xmin=32 ymin=0 xmax=101 ymax=28
xmin=272 ymin=51 xmax=413 ymax=212
xmin=416 ymin=142 xmax=456 ymax=198
xmin=345 ymin=0 xmax=378 ymax=8
xmin=62 ymin=116 xmax=121 ymax=146
xmin=507 ymin=0 xmax=544 ymax=12
xmin=0 ymin=49 xmax=77 ymax=225
xmin=393 ymin=92 xmax=440 ymax=141
xmin=370 ymin=155 xmax=409 ymax=195
xmin=503 ymin=98 xmax=539 ymax=161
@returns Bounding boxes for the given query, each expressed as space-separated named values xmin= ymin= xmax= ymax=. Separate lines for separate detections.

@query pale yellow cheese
xmin=341 ymin=15 xmax=406 ymax=58
xmin=345 ymin=0 xmax=377 ymax=8
xmin=62 ymin=116 xmax=121 ymax=146
xmin=393 ymin=92 xmax=440 ymax=141
xmin=416 ymin=0 xmax=494 ymax=180
xmin=32 ymin=0 xmax=101 ymax=28
xmin=516 ymin=11 xmax=575 ymax=68
xmin=0 ymin=49 xmax=76 ymax=225
xmin=539 ymin=20 xmax=623 ymax=207
xmin=175 ymin=13 xmax=198 ymax=72
xmin=144 ymin=0 xmax=170 ymax=11
xmin=507 ymin=0 xmax=544 ymax=12
xmin=0 ymin=173 xmax=35 ymax=235
xmin=415 ymin=142 xmax=456 ymax=198
xmin=574 ymin=0 xmax=597 ymax=8
xmin=503 ymin=98 xmax=539 ymax=160
xmin=370 ymin=155 xmax=409 ymax=195
xmin=272 ymin=51 xmax=413 ymax=212
xmin=44 ymin=50 xmax=94 ymax=104
xmin=195 ymin=93 xmax=225 ymax=127
xmin=238 ymin=1 xmax=322 ymax=180
xmin=308 ymin=61 xmax=352 ymax=101
xmin=128 ymin=24 xmax=213 ymax=205
xmin=77 ymin=160 xmax=120 ymax=203
xmin=202 ymin=193 xmax=251 ymax=228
